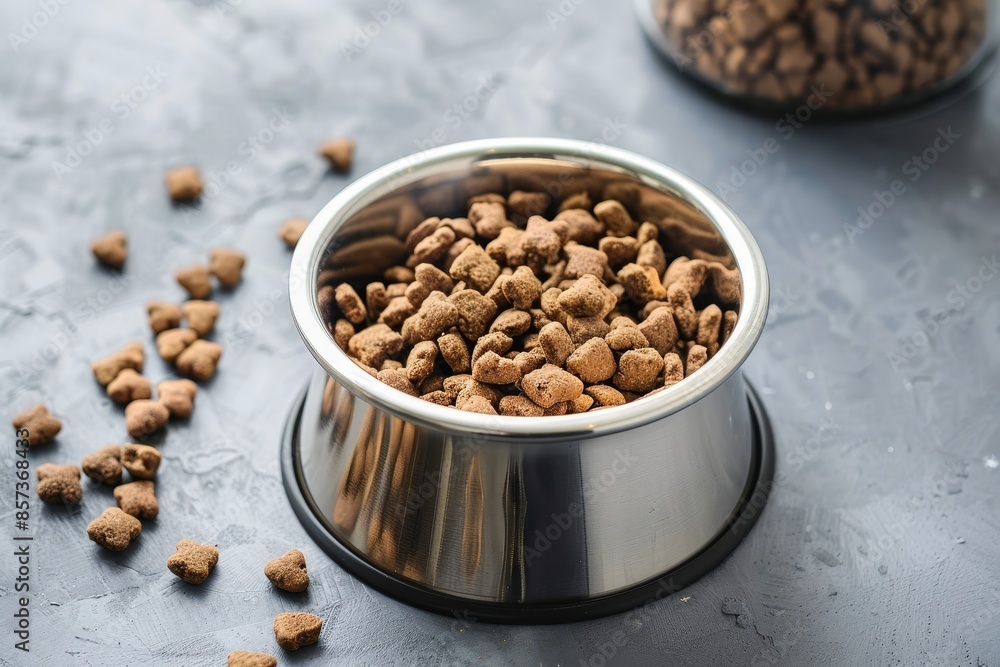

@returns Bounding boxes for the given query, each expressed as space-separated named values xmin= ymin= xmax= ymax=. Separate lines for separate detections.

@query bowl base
xmin=281 ymin=382 xmax=774 ymax=625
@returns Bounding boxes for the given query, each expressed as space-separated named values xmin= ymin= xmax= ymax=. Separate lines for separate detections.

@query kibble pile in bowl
xmin=322 ymin=189 xmax=741 ymax=416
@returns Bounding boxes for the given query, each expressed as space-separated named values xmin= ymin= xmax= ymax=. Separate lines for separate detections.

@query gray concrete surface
xmin=1 ymin=0 xmax=999 ymax=665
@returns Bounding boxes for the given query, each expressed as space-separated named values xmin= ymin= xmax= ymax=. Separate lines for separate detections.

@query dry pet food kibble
xmin=82 ymin=445 xmax=122 ymax=485
xmin=228 ymin=652 xmax=277 ymax=667
xmin=210 ymin=248 xmax=246 ymax=287
xmin=181 ymin=300 xmax=219 ymax=337
xmin=273 ymin=612 xmax=323 ymax=650
xmin=114 ymin=480 xmax=159 ymax=519
xmin=318 ymin=137 xmax=354 ymax=173
xmin=156 ymin=328 xmax=198 ymax=363
xmin=87 ymin=507 xmax=141 ymax=551
xmin=157 ymin=379 xmax=198 ymax=418
xmin=264 ymin=549 xmax=310 ymax=592
xmin=36 ymin=464 xmax=82 ymax=505
xmin=324 ymin=187 xmax=740 ymax=415
xmin=279 ymin=218 xmax=308 ymax=248
xmin=165 ymin=166 xmax=204 ymax=202
xmin=12 ymin=404 xmax=62 ymax=445
xmin=167 ymin=539 xmax=219 ymax=584
xmin=175 ymin=340 xmax=223 ymax=380
xmin=107 ymin=368 xmax=152 ymax=405
xmin=146 ymin=301 xmax=182 ymax=334
xmin=176 ymin=265 xmax=213 ymax=299
xmin=125 ymin=399 xmax=170 ymax=437
xmin=121 ymin=443 xmax=161 ymax=479
xmin=92 ymin=342 xmax=144 ymax=386
xmin=91 ymin=231 xmax=127 ymax=269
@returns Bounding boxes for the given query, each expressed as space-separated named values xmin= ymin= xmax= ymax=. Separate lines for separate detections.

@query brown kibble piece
xmin=594 ymin=200 xmax=638 ymax=237
xmin=564 ymin=244 xmax=609 ymax=279
xmin=125 ymin=400 xmax=170 ymax=437
xmin=519 ymin=216 xmax=566 ymax=266
xmin=538 ymin=322 xmax=575 ymax=366
xmin=508 ymin=191 xmax=550 ymax=224
xmin=471 ymin=331 xmax=514 ymax=365
xmin=165 ymin=166 xmax=203 ymax=201
xmin=437 ymin=332 xmax=470 ymax=373
xmin=145 ymin=356 xmax=192 ymax=412
xmin=449 ymin=244 xmax=501 ymax=293
xmin=378 ymin=296 xmax=416 ymax=328
xmin=558 ymin=274 xmax=617 ymax=318
xmin=663 ymin=352 xmax=685 ymax=388
xmin=333 ymin=319 xmax=355 ymax=349
xmin=469 ymin=201 xmax=513 ymax=240
xmin=585 ymin=385 xmax=626 ymax=408
xmin=565 ymin=337 xmax=616 ymax=384
xmin=566 ymin=393 xmax=595 ymax=413
xmin=37 ymin=463 xmax=82 ymax=505
xmin=638 ymin=306 xmax=679 ymax=356
xmin=556 ymin=209 xmax=605 ymax=245
xmin=114 ymin=480 xmax=158 ymax=520
xmin=176 ymin=264 xmax=212 ymax=299
xmin=122 ymin=443 xmax=162 ymax=480
xmin=605 ymin=325 xmax=649 ymax=351
xmin=613 ymin=348 xmax=665 ymax=393
xmin=722 ymin=310 xmax=738 ymax=344
xmin=472 ymin=351 xmax=522 ymax=385
xmin=598 ymin=236 xmax=640 ymax=269
xmin=697 ymin=304 xmax=723 ymax=357
xmin=264 ymin=549 xmax=310 ymax=592
xmin=450 ymin=289 xmax=498 ymax=340
xmin=686 ymin=345 xmax=708 ymax=376
xmin=12 ymin=404 xmax=62 ymax=446
xmin=176 ymin=340 xmax=223 ymax=380
xmin=210 ymin=248 xmax=247 ymax=288
xmin=401 ymin=292 xmax=460 ymax=343
xmin=501 ymin=266 xmax=542 ymax=310
xmin=668 ymin=283 xmax=699 ymax=340
xmin=663 ymin=257 xmax=708 ymax=298
xmin=499 ymin=395 xmax=545 ymax=416
xmin=107 ymin=368 xmax=152 ymax=405
xmin=637 ymin=240 xmax=667 ymax=276
xmin=87 ymin=507 xmax=141 ymax=550
xmin=458 ymin=394 xmax=497 ymax=415
xmin=566 ymin=315 xmax=611 ymax=345
xmin=319 ymin=137 xmax=354 ymax=173
xmin=279 ymin=218 xmax=308 ymax=248
xmin=708 ymin=262 xmax=741 ymax=307
xmin=92 ymin=341 xmax=144 ymax=386
xmin=514 ymin=349 xmax=547 ymax=377
xmin=181 ymin=300 xmax=220 ymax=337
xmin=273 ymin=612 xmax=323 ymax=651
xmin=618 ymin=263 xmax=668 ymax=303
xmin=490 ymin=309 xmax=532 ymax=337
xmin=146 ymin=301 xmax=182 ymax=334
xmin=522 ymin=364 xmax=584 ymax=408
xmin=334 ymin=284 xmax=367 ymax=325
xmin=228 ymin=651 xmax=277 ymax=667
xmin=157 ymin=328 xmax=198 ymax=363
xmin=348 ymin=323 xmax=404 ymax=368
xmin=405 ymin=341 xmax=439 ymax=384
xmin=167 ymin=539 xmax=219 ymax=584
xmin=91 ymin=231 xmax=127 ymax=269
xmin=377 ymin=368 xmax=418 ymax=396
xmin=82 ymin=445 xmax=122 ymax=485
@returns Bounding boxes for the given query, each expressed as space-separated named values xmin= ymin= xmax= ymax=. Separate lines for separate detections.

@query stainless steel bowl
xmin=284 ymin=138 xmax=773 ymax=622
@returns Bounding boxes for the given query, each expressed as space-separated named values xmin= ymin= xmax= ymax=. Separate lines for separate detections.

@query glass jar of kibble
xmin=640 ymin=0 xmax=994 ymax=113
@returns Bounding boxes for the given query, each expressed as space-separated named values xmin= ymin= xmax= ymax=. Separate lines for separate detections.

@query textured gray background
xmin=2 ymin=0 xmax=1000 ymax=665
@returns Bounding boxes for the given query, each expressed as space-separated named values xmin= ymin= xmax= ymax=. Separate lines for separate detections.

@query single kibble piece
xmin=501 ymin=266 xmax=542 ymax=310
xmin=490 ymin=309 xmax=532 ymax=337
xmin=471 ymin=351 xmax=522 ymax=385
xmin=458 ymin=394 xmax=497 ymax=415
xmin=107 ymin=368 xmax=152 ymax=405
xmin=686 ymin=345 xmax=708 ymax=376
xmin=585 ymin=384 xmax=627 ymax=408
xmin=228 ymin=651 xmax=277 ymax=667
xmin=318 ymin=137 xmax=354 ymax=173
xmin=91 ymin=231 xmax=127 ymax=269
xmin=538 ymin=322 xmax=575 ymax=367
xmin=605 ymin=324 xmax=649 ymax=352
xmin=558 ymin=274 xmax=617 ymax=318
xmin=614 ymin=348 xmax=665 ymax=393
xmin=498 ymin=395 xmax=545 ymax=416
xmin=181 ymin=300 xmax=219 ymax=337
xmin=157 ymin=379 xmax=198 ymax=419
xmin=405 ymin=341 xmax=439 ymax=385
xmin=122 ymin=443 xmax=161 ymax=479
xmin=638 ymin=306 xmax=679 ymax=356
xmin=146 ymin=300 xmax=183 ymax=334
xmin=36 ymin=463 xmax=82 ymax=505
xmin=663 ymin=352 xmax=685 ymax=388
xmin=167 ymin=539 xmax=220 ymax=584
xmin=522 ymin=364 xmax=584 ymax=408
xmin=618 ymin=263 xmax=668 ymax=303
xmin=594 ymin=200 xmax=638 ymax=237
xmin=274 ymin=612 xmax=323 ymax=651
xmin=176 ymin=264 xmax=213 ymax=299
xmin=82 ymin=445 xmax=122 ymax=485
xmin=92 ymin=341 xmax=144 ymax=386
xmin=165 ymin=166 xmax=203 ymax=201
xmin=125 ymin=400 xmax=170 ymax=437
xmin=156 ymin=328 xmax=197 ymax=363
xmin=87 ymin=507 xmax=141 ymax=551
xmin=114 ymin=480 xmax=159 ymax=519
xmin=565 ymin=337 xmax=617 ymax=384
xmin=450 ymin=244 xmax=501 ymax=293
xmin=348 ymin=323 xmax=404 ymax=368
xmin=12 ymin=404 xmax=62 ymax=446
xmin=210 ymin=248 xmax=247 ymax=288
xmin=264 ymin=549 xmax=310 ymax=592
xmin=449 ymin=289 xmax=497 ymax=340
xmin=334 ymin=284 xmax=367 ymax=325
xmin=376 ymin=368 xmax=417 ymax=396
xmin=401 ymin=293 xmax=460 ymax=344
xmin=437 ymin=332 xmax=470 ymax=373
xmin=175 ymin=340 xmax=223 ymax=380
xmin=279 ymin=218 xmax=308 ymax=248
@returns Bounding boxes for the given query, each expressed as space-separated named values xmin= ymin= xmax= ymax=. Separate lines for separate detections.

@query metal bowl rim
xmin=289 ymin=137 xmax=769 ymax=441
